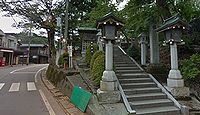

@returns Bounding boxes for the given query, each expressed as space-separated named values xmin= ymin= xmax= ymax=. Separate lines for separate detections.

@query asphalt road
xmin=0 ymin=64 xmax=65 ymax=115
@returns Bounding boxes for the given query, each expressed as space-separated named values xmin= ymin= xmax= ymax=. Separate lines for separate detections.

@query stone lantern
xmin=138 ymin=33 xmax=147 ymax=66
xmin=96 ymin=12 xmax=124 ymax=103
xmin=156 ymin=14 xmax=189 ymax=97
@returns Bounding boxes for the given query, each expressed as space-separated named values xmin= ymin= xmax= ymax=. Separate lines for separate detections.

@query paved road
xmin=0 ymin=64 xmax=64 ymax=115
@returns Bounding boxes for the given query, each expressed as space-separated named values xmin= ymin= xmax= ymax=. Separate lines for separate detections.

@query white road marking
xmin=12 ymin=72 xmax=36 ymax=74
xmin=35 ymin=66 xmax=48 ymax=83
xmin=0 ymin=83 xmax=5 ymax=90
xmin=10 ymin=64 xmax=48 ymax=74
xmin=9 ymin=83 xmax=20 ymax=92
xmin=39 ymin=90 xmax=56 ymax=115
xmin=10 ymin=66 xmax=34 ymax=74
xmin=27 ymin=82 xmax=37 ymax=91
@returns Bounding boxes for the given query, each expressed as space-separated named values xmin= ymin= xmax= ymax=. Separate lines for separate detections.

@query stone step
xmin=115 ymin=66 xmax=140 ymax=70
xmin=119 ymin=78 xmax=153 ymax=83
xmin=115 ymin=63 xmax=138 ymax=67
xmin=114 ymin=58 xmax=131 ymax=61
xmin=121 ymin=82 xmax=156 ymax=89
xmin=123 ymin=87 xmax=161 ymax=95
xmin=130 ymin=99 xmax=174 ymax=109
xmin=127 ymin=93 xmax=167 ymax=101
xmin=117 ymin=73 xmax=149 ymax=79
xmin=114 ymin=62 xmax=133 ymax=64
xmin=136 ymin=106 xmax=181 ymax=115
xmin=116 ymin=70 xmax=143 ymax=74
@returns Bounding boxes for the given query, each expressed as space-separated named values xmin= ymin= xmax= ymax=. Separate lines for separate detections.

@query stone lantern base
xmin=97 ymin=89 xmax=120 ymax=104
xmin=167 ymin=77 xmax=190 ymax=98
xmin=166 ymin=85 xmax=190 ymax=98
xmin=97 ymin=70 xmax=121 ymax=103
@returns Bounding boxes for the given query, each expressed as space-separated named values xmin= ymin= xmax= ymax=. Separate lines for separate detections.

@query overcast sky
xmin=0 ymin=0 xmax=129 ymax=35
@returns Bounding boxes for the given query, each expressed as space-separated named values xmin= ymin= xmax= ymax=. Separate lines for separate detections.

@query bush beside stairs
xmin=113 ymin=46 xmax=182 ymax=115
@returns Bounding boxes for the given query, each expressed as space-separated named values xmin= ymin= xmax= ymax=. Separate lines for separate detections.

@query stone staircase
xmin=113 ymin=46 xmax=182 ymax=115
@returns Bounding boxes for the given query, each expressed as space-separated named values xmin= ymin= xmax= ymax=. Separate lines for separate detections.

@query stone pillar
xmin=139 ymin=34 xmax=147 ymax=66
xmin=167 ymin=43 xmax=189 ymax=97
xmin=141 ymin=42 xmax=147 ymax=65
xmin=97 ymin=41 xmax=120 ymax=103
xmin=149 ymin=24 xmax=159 ymax=64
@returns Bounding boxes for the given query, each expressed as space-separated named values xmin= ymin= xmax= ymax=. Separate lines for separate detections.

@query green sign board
xmin=70 ymin=86 xmax=92 ymax=112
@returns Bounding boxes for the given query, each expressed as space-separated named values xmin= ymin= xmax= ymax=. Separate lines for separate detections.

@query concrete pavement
xmin=0 ymin=64 xmax=66 ymax=115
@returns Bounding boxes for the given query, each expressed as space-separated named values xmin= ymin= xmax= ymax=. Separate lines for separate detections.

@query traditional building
xmin=18 ymin=44 xmax=49 ymax=64
xmin=78 ymin=27 xmax=99 ymax=56
xmin=0 ymin=30 xmax=22 ymax=66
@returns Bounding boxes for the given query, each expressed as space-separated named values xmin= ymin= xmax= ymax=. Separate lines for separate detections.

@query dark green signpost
xmin=70 ymin=86 xmax=92 ymax=112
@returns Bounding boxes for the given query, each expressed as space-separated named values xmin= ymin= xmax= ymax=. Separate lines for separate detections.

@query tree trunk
xmin=47 ymin=28 xmax=56 ymax=66
xmin=156 ymin=0 xmax=172 ymax=21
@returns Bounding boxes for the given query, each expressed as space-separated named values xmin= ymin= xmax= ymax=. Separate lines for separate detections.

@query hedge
xmin=91 ymin=54 xmax=105 ymax=86
xmin=90 ymin=50 xmax=104 ymax=71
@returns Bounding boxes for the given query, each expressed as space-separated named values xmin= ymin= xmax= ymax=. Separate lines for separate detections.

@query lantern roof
xmin=96 ymin=12 xmax=124 ymax=29
xmin=156 ymin=14 xmax=188 ymax=33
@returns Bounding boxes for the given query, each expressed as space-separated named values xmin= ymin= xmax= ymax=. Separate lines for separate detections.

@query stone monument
xmin=156 ymin=14 xmax=189 ymax=98
xmin=96 ymin=12 xmax=124 ymax=103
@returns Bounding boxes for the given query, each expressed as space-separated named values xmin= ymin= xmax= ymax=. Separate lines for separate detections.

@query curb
xmin=40 ymin=69 xmax=86 ymax=115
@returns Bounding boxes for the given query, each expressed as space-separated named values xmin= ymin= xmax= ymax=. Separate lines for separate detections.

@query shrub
xmin=127 ymin=44 xmax=140 ymax=62
xmin=85 ymin=44 xmax=98 ymax=65
xmin=180 ymin=54 xmax=200 ymax=80
xmin=90 ymin=51 xmax=104 ymax=71
xmin=91 ymin=54 xmax=105 ymax=86
xmin=58 ymin=52 xmax=69 ymax=66
xmin=146 ymin=63 xmax=168 ymax=83
xmin=146 ymin=63 xmax=168 ymax=75
xmin=50 ymin=67 xmax=57 ymax=83
xmin=46 ymin=65 xmax=53 ymax=80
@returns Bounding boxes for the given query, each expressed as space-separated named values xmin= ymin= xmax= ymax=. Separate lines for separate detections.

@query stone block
xmin=97 ymin=89 xmax=121 ymax=104
xmin=167 ymin=86 xmax=190 ymax=98
xmin=167 ymin=78 xmax=184 ymax=87
xmin=168 ymin=70 xmax=183 ymax=79
xmin=102 ymin=71 xmax=117 ymax=81
xmin=100 ymin=80 xmax=118 ymax=91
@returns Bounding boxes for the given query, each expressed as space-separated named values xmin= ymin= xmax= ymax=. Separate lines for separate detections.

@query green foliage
xmin=127 ymin=44 xmax=140 ymax=62
xmin=180 ymin=54 xmax=200 ymax=80
xmin=90 ymin=51 xmax=104 ymax=71
xmin=58 ymin=52 xmax=69 ymax=66
xmin=91 ymin=54 xmax=105 ymax=86
xmin=146 ymin=63 xmax=168 ymax=83
xmin=84 ymin=0 xmax=117 ymax=27
xmin=146 ymin=63 xmax=168 ymax=74
xmin=46 ymin=65 xmax=53 ymax=79
xmin=85 ymin=44 xmax=98 ymax=65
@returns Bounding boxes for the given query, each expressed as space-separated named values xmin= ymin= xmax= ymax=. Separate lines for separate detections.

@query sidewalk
xmin=40 ymin=69 xmax=87 ymax=115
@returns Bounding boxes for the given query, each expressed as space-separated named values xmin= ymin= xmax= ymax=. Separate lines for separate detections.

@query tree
xmin=1 ymin=0 xmax=97 ymax=65
xmin=1 ymin=0 xmax=62 ymax=65
xmin=120 ymin=0 xmax=200 ymax=38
